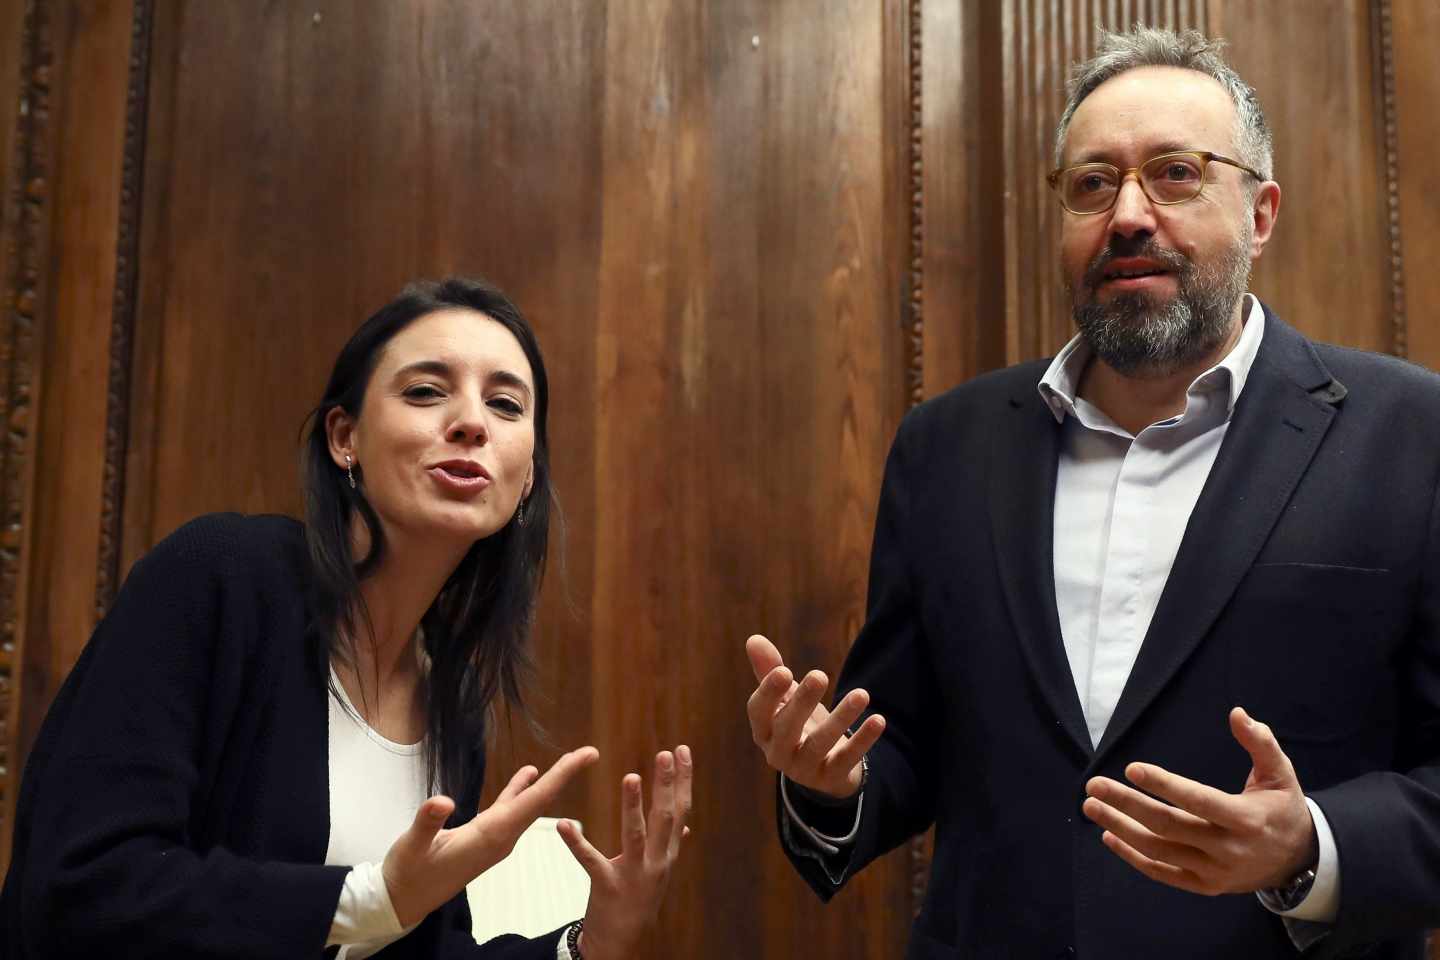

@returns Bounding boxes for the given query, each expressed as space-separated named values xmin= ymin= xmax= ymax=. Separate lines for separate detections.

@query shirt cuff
xmin=779 ymin=773 xmax=864 ymax=856
xmin=1255 ymin=796 xmax=1340 ymax=952
xmin=555 ymin=923 xmax=577 ymax=960
xmin=1275 ymin=796 xmax=1340 ymax=923
xmin=327 ymin=861 xmax=404 ymax=946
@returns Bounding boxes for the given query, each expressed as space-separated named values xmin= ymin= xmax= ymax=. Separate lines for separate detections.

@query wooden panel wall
xmin=33 ymin=2 xmax=917 ymax=958
xmin=2 ymin=1 xmax=1438 ymax=956
xmin=0 ymin=0 xmax=135 ymax=867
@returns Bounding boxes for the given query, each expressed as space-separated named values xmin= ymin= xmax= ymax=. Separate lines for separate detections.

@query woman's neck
xmin=339 ymin=517 xmax=470 ymax=708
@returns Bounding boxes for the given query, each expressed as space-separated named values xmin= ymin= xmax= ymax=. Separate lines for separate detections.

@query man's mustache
xmin=1082 ymin=237 xmax=1191 ymax=293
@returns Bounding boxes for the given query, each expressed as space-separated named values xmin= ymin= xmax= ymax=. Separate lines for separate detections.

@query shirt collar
xmin=1037 ymin=293 xmax=1266 ymax=425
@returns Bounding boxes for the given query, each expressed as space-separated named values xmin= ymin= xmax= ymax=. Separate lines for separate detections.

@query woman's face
xmin=329 ymin=308 xmax=537 ymax=548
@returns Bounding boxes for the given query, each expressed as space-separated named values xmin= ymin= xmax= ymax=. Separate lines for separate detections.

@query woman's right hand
xmin=381 ymin=746 xmax=600 ymax=927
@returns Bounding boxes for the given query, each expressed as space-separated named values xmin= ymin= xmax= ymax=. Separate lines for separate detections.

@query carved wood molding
xmin=1374 ymin=0 xmax=1407 ymax=359
xmin=905 ymin=0 xmax=930 ymax=917
xmin=93 ymin=0 xmax=153 ymax=622
xmin=905 ymin=0 xmax=924 ymax=409
xmin=0 ymin=0 xmax=53 ymax=842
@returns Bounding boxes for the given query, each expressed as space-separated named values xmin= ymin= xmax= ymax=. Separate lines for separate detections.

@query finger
xmin=745 ymin=634 xmax=785 ymax=683
xmin=1081 ymin=796 xmax=1214 ymax=875
xmin=1229 ymin=707 xmax=1298 ymax=788
xmin=397 ymin=795 xmax=456 ymax=856
xmin=673 ymin=744 xmax=694 ymax=857
xmin=496 ymin=765 xmax=540 ymax=803
xmin=824 ymin=713 xmax=886 ymax=778
xmin=1084 ymin=776 xmax=1216 ymax=847
xmin=794 ymin=688 xmax=870 ymax=767
xmin=1124 ymin=762 xmax=1247 ymax=832
xmin=645 ymin=751 xmax=678 ymax=863
xmin=746 ymin=665 xmax=794 ymax=746
xmin=1098 ymin=828 xmax=1209 ymax=896
xmin=620 ymin=773 xmax=647 ymax=862
xmin=556 ymin=818 xmax=611 ymax=879
xmin=503 ymin=747 xmax=600 ymax=823
xmin=771 ymin=671 xmax=830 ymax=764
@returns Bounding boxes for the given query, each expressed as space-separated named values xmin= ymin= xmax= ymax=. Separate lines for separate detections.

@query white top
xmin=320 ymin=672 xmax=576 ymax=959
xmin=324 ymin=670 xmax=428 ymax=959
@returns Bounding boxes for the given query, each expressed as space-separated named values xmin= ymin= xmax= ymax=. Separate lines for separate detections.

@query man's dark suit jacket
xmin=784 ymin=306 xmax=1440 ymax=959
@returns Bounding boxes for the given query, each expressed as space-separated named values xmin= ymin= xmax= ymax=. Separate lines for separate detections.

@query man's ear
xmin=1249 ymin=180 xmax=1281 ymax=260
xmin=324 ymin=406 xmax=358 ymax=470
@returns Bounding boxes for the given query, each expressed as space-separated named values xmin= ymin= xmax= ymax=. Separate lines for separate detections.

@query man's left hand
xmin=1082 ymin=706 xmax=1318 ymax=896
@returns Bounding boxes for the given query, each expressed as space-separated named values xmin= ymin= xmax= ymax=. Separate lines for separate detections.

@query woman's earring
xmin=515 ymin=498 xmax=527 ymax=527
xmin=345 ymin=454 xmax=356 ymax=489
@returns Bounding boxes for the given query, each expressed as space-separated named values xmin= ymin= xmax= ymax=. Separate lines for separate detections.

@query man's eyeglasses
xmin=1046 ymin=150 xmax=1266 ymax=215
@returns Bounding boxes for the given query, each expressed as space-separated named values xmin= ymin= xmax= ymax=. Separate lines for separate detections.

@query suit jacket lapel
xmin=990 ymin=387 xmax=1094 ymax=760
xmin=1091 ymin=312 xmax=1344 ymax=766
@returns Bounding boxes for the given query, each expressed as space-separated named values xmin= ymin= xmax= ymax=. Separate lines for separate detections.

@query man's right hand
xmin=744 ymin=634 xmax=886 ymax=800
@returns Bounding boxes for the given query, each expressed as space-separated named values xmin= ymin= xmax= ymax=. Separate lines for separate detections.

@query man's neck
xmin=1077 ymin=306 xmax=1245 ymax=436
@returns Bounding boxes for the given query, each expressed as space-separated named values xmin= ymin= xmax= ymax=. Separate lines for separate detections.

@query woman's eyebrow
xmin=393 ymin=359 xmax=454 ymax=380
xmin=489 ymin=369 xmax=534 ymax=402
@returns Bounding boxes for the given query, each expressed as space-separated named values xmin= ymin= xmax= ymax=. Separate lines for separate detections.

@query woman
xmin=0 ymin=277 xmax=691 ymax=959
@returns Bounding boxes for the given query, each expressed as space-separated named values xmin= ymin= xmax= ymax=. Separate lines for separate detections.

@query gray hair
xmin=1054 ymin=25 xmax=1273 ymax=182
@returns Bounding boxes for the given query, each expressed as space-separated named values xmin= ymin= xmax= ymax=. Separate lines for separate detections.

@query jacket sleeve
xmin=1308 ymin=474 xmax=1440 ymax=956
xmin=7 ymin=517 xmax=350 ymax=958
xmin=779 ymin=410 xmax=946 ymax=899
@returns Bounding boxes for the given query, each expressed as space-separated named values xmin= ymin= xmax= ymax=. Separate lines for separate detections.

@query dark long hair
xmin=300 ymin=277 xmax=555 ymax=799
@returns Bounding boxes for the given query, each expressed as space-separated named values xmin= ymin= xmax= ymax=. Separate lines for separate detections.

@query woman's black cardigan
xmin=0 ymin=513 xmax=563 ymax=959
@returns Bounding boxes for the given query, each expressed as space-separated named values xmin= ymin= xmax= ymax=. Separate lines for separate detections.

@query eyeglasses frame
xmin=1045 ymin=150 xmax=1268 ymax=215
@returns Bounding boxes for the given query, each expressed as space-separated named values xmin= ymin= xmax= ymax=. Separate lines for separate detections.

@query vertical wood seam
xmin=94 ymin=0 xmax=153 ymax=621
xmin=906 ymin=0 xmax=929 ymax=918
xmin=1374 ymin=0 xmax=1406 ymax=359
xmin=906 ymin=0 xmax=924 ymax=408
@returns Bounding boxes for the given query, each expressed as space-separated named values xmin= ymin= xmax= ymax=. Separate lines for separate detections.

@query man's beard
xmin=1068 ymin=230 xmax=1252 ymax=379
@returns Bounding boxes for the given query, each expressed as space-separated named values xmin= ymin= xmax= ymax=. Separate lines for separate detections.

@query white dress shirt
xmin=1039 ymin=295 xmax=1337 ymax=936
xmin=785 ymin=295 xmax=1338 ymax=943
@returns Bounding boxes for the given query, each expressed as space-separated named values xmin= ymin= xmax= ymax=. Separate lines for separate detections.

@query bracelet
xmin=566 ymin=919 xmax=585 ymax=960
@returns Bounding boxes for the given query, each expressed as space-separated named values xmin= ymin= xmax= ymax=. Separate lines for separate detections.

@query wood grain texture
xmin=582 ymin=2 xmax=910 ymax=953
xmin=918 ymin=0 xmax=1007 ymax=397
xmin=1391 ymin=0 xmax=1440 ymax=371
xmin=1212 ymin=0 xmax=1392 ymax=352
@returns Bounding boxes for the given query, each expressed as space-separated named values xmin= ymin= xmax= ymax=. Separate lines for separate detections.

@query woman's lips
xmin=427 ymin=465 xmax=493 ymax=495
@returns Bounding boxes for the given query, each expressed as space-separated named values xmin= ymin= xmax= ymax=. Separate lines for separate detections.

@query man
xmin=745 ymin=26 xmax=1440 ymax=959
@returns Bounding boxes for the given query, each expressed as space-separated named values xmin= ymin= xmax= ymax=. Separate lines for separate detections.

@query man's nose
xmin=1107 ymin=175 xmax=1157 ymax=239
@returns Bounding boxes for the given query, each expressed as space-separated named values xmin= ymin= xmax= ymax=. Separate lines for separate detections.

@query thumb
xmin=1230 ymin=707 xmax=1296 ymax=787
xmin=556 ymin=818 xmax=610 ymax=878
xmin=746 ymin=634 xmax=785 ymax=683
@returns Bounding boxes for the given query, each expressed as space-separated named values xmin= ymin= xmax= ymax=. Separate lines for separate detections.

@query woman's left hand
xmin=556 ymin=745 xmax=693 ymax=960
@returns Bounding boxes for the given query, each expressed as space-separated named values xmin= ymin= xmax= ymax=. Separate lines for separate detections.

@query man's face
xmin=1059 ymin=66 xmax=1268 ymax=378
